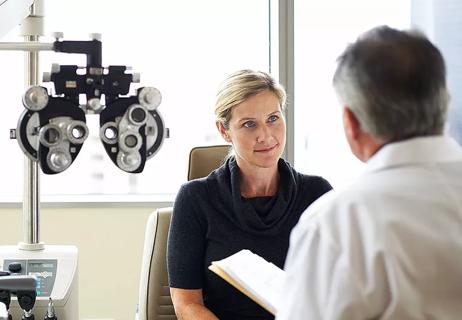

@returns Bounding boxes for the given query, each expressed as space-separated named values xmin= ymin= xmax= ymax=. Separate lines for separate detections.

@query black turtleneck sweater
xmin=167 ymin=156 xmax=332 ymax=320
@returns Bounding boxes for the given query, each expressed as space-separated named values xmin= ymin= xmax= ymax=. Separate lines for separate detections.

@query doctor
xmin=277 ymin=26 xmax=462 ymax=319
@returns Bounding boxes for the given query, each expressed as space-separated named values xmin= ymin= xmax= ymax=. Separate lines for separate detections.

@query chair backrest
xmin=137 ymin=145 xmax=231 ymax=320
xmin=187 ymin=145 xmax=231 ymax=181
xmin=137 ymin=207 xmax=175 ymax=320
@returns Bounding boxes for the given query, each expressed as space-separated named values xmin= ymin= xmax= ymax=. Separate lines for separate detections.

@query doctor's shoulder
xmin=295 ymin=181 xmax=371 ymax=232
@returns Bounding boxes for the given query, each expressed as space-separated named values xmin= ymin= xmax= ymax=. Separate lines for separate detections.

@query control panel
xmin=0 ymin=245 xmax=78 ymax=319
xmin=4 ymin=259 xmax=57 ymax=297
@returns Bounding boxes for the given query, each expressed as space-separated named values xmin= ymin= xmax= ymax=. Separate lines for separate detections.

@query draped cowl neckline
xmin=210 ymin=156 xmax=300 ymax=236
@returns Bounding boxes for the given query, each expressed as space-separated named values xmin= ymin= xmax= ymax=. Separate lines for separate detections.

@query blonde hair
xmin=215 ymin=69 xmax=286 ymax=130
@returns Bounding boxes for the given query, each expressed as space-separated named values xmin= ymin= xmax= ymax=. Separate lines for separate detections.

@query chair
xmin=136 ymin=207 xmax=176 ymax=320
xmin=187 ymin=145 xmax=231 ymax=180
xmin=136 ymin=145 xmax=231 ymax=320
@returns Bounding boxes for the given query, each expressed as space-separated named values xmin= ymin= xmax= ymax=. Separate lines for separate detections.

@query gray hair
xmin=215 ymin=69 xmax=286 ymax=130
xmin=333 ymin=26 xmax=449 ymax=142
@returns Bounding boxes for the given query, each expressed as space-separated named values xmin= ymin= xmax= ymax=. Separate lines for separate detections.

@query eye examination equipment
xmin=12 ymin=28 xmax=167 ymax=175
xmin=0 ymin=0 xmax=168 ymax=319
xmin=0 ymin=246 xmax=78 ymax=320
xmin=4 ymin=5 xmax=167 ymax=175
xmin=0 ymin=274 xmax=38 ymax=320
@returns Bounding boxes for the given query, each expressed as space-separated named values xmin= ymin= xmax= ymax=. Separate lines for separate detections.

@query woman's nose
xmin=256 ymin=124 xmax=271 ymax=143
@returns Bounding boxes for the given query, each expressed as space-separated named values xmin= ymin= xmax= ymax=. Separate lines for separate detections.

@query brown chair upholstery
xmin=187 ymin=145 xmax=231 ymax=180
xmin=137 ymin=145 xmax=231 ymax=320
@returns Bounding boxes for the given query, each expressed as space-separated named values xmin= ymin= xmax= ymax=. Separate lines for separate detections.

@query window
xmin=293 ymin=0 xmax=411 ymax=188
xmin=0 ymin=0 xmax=270 ymax=199
xmin=411 ymin=0 xmax=462 ymax=146
xmin=6 ymin=1 xmax=453 ymax=201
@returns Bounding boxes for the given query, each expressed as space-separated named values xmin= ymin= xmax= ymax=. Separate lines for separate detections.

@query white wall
xmin=0 ymin=203 xmax=171 ymax=320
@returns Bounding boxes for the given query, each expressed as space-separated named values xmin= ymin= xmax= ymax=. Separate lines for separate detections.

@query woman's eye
xmin=268 ymin=115 xmax=279 ymax=123
xmin=243 ymin=121 xmax=255 ymax=128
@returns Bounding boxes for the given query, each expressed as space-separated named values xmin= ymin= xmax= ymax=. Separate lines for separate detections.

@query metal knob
xmin=138 ymin=87 xmax=162 ymax=110
xmin=87 ymin=98 xmax=102 ymax=112
xmin=42 ymin=72 xmax=51 ymax=82
xmin=51 ymin=63 xmax=60 ymax=74
xmin=132 ymin=72 xmax=140 ymax=83
xmin=89 ymin=33 xmax=102 ymax=41
xmin=23 ymin=86 xmax=49 ymax=111
xmin=51 ymin=32 xmax=63 ymax=40
xmin=48 ymin=150 xmax=72 ymax=173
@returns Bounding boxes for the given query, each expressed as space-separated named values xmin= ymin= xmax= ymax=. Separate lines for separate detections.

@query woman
xmin=167 ymin=69 xmax=332 ymax=320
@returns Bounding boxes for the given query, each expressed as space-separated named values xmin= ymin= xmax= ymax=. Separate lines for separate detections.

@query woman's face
xmin=219 ymin=90 xmax=286 ymax=169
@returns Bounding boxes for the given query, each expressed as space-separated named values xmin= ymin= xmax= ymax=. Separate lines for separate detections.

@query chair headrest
xmin=187 ymin=145 xmax=231 ymax=181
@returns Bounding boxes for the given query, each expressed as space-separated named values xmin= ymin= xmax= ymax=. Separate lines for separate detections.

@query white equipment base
xmin=0 ymin=244 xmax=78 ymax=319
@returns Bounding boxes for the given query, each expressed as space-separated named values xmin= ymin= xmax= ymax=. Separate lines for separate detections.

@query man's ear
xmin=216 ymin=121 xmax=231 ymax=143
xmin=342 ymin=106 xmax=361 ymax=141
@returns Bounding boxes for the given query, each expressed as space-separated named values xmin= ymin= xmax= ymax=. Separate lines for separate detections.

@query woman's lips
xmin=254 ymin=144 xmax=277 ymax=153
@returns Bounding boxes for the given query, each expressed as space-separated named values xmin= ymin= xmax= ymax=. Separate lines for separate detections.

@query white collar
xmin=365 ymin=135 xmax=462 ymax=173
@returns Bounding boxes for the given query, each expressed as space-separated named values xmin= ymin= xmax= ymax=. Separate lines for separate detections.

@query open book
xmin=208 ymin=249 xmax=286 ymax=315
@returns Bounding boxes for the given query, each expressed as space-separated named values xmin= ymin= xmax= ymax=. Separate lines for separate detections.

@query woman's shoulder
xmin=281 ymin=160 xmax=332 ymax=189
xmin=290 ymin=167 xmax=333 ymax=194
xmin=302 ymin=174 xmax=332 ymax=193
xmin=177 ymin=163 xmax=230 ymax=197
xmin=300 ymin=174 xmax=331 ymax=188
xmin=177 ymin=177 xmax=208 ymax=197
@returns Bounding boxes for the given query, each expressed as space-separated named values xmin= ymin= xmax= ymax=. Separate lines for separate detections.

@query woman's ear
xmin=216 ymin=121 xmax=231 ymax=142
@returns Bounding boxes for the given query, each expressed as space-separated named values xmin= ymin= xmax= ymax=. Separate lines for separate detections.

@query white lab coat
xmin=276 ymin=136 xmax=462 ymax=320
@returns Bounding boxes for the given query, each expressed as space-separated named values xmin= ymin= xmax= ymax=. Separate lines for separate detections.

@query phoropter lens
xmin=124 ymin=134 xmax=138 ymax=148
xmin=105 ymin=126 xmax=118 ymax=140
xmin=129 ymin=106 xmax=147 ymax=125
xmin=45 ymin=128 xmax=60 ymax=144
xmin=72 ymin=125 xmax=85 ymax=139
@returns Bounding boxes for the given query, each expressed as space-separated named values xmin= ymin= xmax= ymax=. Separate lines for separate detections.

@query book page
xmin=210 ymin=249 xmax=286 ymax=314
